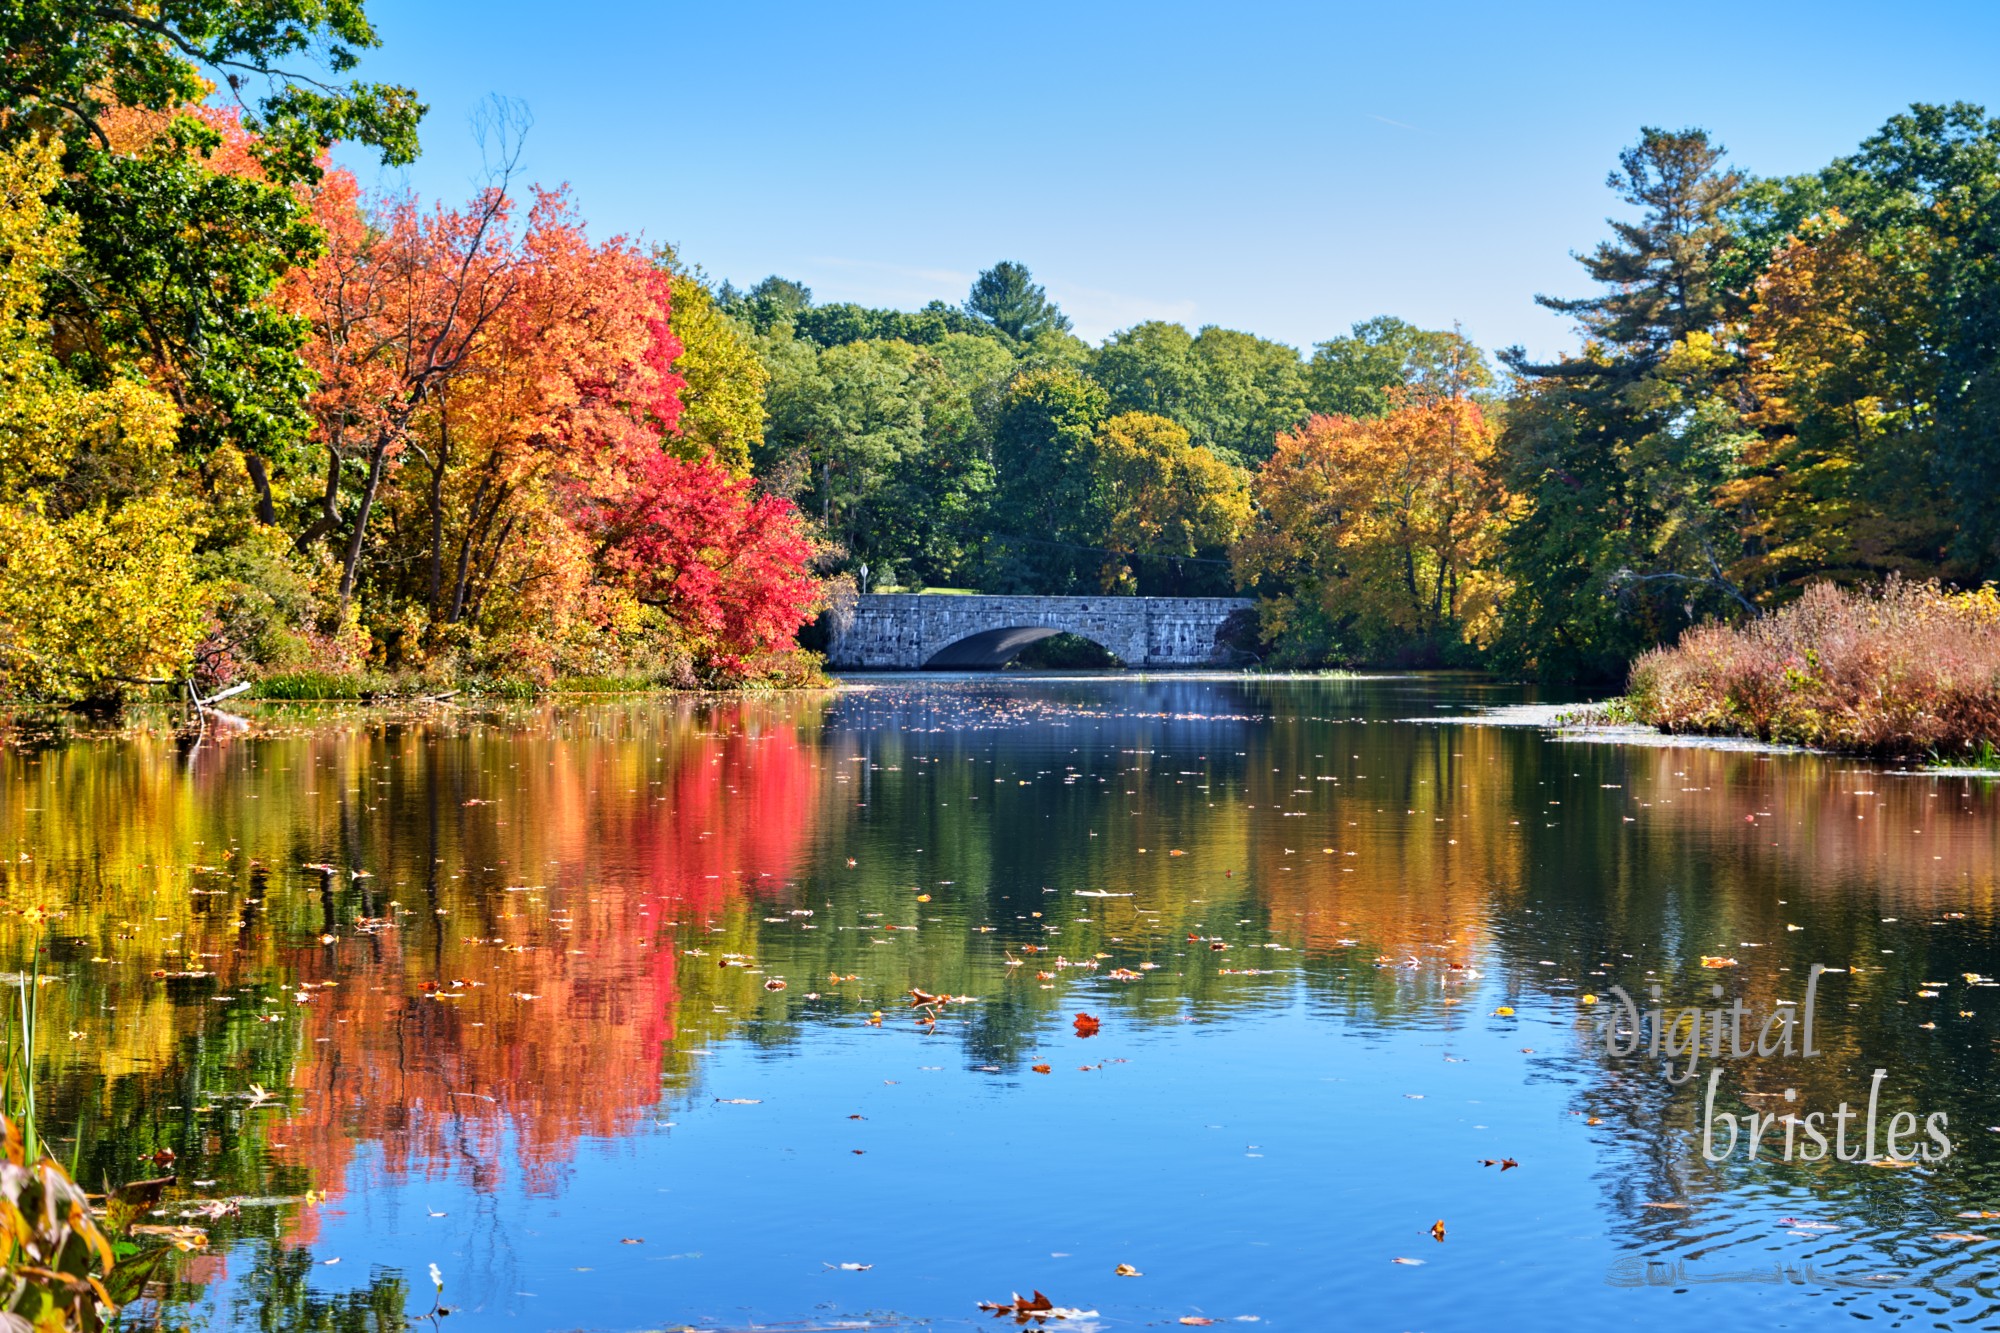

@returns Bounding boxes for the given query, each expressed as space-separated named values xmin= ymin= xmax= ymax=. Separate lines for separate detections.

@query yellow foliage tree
xmin=664 ymin=270 xmax=766 ymax=475
xmin=1237 ymin=391 xmax=1510 ymax=656
xmin=1724 ymin=210 xmax=1946 ymax=591
xmin=1091 ymin=411 xmax=1250 ymax=592
xmin=0 ymin=135 xmax=203 ymax=703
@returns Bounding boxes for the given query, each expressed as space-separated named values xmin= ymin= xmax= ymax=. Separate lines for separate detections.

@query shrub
xmin=1626 ymin=578 xmax=2000 ymax=756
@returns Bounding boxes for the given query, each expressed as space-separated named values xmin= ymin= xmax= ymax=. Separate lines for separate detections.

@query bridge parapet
xmin=829 ymin=594 xmax=1253 ymax=669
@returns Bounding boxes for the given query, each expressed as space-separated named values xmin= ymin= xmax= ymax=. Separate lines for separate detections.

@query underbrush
xmin=1626 ymin=578 xmax=2000 ymax=757
xmin=247 ymin=652 xmax=830 ymax=702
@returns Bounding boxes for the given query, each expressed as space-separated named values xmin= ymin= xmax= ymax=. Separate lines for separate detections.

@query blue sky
xmin=337 ymin=1 xmax=2000 ymax=360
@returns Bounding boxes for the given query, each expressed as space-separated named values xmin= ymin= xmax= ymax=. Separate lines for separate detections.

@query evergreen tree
xmin=965 ymin=261 xmax=1072 ymax=341
xmin=1519 ymin=128 xmax=1744 ymax=376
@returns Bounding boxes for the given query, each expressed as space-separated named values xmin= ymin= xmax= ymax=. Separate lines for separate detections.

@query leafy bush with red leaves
xmin=1627 ymin=578 xmax=2000 ymax=756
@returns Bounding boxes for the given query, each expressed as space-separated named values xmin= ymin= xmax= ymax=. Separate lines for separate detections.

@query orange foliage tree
xmin=281 ymin=170 xmax=818 ymax=680
xmin=1236 ymin=390 xmax=1511 ymax=661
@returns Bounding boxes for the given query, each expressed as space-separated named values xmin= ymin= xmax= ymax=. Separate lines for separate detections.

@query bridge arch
xmin=920 ymin=624 xmax=1130 ymax=669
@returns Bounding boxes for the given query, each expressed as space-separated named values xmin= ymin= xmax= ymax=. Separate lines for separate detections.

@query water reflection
xmin=0 ymin=678 xmax=1996 ymax=1329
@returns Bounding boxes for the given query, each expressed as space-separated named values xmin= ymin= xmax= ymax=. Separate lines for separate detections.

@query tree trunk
xmin=245 ymin=455 xmax=278 ymax=526
xmin=337 ymin=442 xmax=389 ymax=617
xmin=427 ymin=412 xmax=452 ymax=626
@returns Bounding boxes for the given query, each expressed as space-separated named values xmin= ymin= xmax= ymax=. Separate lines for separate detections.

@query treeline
xmin=3 ymin=0 xmax=1996 ymax=703
xmin=717 ymin=104 xmax=2000 ymax=680
xmin=710 ymin=262 xmax=1483 ymax=605
xmin=0 ymin=5 xmax=821 ymax=708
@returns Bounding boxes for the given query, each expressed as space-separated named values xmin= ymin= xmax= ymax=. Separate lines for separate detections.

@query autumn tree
xmin=1723 ymin=211 xmax=1945 ymax=593
xmin=284 ymin=168 xmax=527 ymax=617
xmin=1091 ymin=412 xmax=1250 ymax=594
xmin=1236 ymin=391 xmax=1510 ymax=664
xmin=653 ymin=258 xmax=766 ymax=474
xmin=0 ymin=135 xmax=205 ymax=703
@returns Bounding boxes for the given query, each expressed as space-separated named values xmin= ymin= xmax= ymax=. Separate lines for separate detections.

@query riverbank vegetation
xmin=1625 ymin=580 xmax=2000 ymax=758
xmin=709 ymin=104 xmax=2000 ymax=702
xmin=0 ymin=5 xmax=820 ymax=713
xmin=2 ymin=3 xmax=1998 ymax=723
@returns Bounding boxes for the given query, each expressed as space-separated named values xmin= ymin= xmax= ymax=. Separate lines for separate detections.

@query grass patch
xmin=250 ymin=670 xmax=380 ymax=700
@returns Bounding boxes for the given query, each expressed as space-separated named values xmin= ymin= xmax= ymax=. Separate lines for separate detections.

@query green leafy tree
xmin=0 ymin=0 xmax=425 ymax=486
xmin=1306 ymin=316 xmax=1492 ymax=419
xmin=795 ymin=299 xmax=996 ymax=348
xmin=1187 ymin=326 xmax=1308 ymax=463
xmin=1089 ymin=322 xmax=1308 ymax=465
xmin=756 ymin=335 xmax=994 ymax=588
xmin=979 ymin=366 xmax=1106 ymax=592
xmin=723 ymin=274 xmax=814 ymax=333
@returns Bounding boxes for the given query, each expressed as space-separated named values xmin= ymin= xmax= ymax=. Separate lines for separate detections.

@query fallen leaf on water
xmin=1934 ymin=1233 xmax=1989 ymax=1242
xmin=1032 ymin=1064 xmax=1052 ymax=1075
xmin=1178 ymin=1319 xmax=1215 ymax=1326
xmin=763 ymin=979 xmax=787 ymax=991
xmin=1700 ymin=956 xmax=1738 ymax=969
xmin=1492 ymin=1006 xmax=1514 ymax=1016
xmin=827 ymin=1261 xmax=872 ymax=1271
xmin=1115 ymin=1263 xmax=1142 ymax=1276
xmin=1390 ymin=1257 xmax=1424 ymax=1265
xmin=1957 ymin=1211 xmax=2000 ymax=1220
xmin=714 ymin=1098 xmax=761 ymax=1105
xmin=620 ymin=1238 xmax=644 ymax=1244
xmin=1430 ymin=1219 xmax=1446 ymax=1241
xmin=1073 ymin=1012 xmax=1101 ymax=1038
xmin=978 ymin=1290 xmax=1057 ymax=1318
xmin=1643 ymin=1201 xmax=1688 ymax=1210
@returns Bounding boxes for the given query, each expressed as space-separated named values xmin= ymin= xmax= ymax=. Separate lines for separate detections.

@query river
xmin=2 ymin=674 xmax=1997 ymax=1330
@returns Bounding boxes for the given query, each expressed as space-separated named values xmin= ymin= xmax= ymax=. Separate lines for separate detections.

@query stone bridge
xmin=828 ymin=594 xmax=1255 ymax=669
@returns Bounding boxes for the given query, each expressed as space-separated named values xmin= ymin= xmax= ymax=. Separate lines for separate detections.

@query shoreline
xmin=1416 ymin=702 xmax=2000 ymax=776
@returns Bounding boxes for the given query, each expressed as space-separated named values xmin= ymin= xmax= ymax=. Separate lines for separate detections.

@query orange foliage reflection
xmin=265 ymin=704 xmax=818 ymax=1233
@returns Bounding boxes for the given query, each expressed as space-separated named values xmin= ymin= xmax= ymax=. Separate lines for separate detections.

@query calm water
xmin=3 ymin=675 xmax=1999 ymax=1332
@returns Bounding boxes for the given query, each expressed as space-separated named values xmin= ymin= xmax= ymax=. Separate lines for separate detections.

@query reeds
xmin=1626 ymin=578 xmax=2000 ymax=757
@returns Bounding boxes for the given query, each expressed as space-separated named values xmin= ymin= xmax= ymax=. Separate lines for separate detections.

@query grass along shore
xmin=1624 ymin=579 xmax=2000 ymax=761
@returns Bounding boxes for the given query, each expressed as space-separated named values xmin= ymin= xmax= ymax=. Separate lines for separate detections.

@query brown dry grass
xmin=1626 ymin=578 xmax=2000 ymax=758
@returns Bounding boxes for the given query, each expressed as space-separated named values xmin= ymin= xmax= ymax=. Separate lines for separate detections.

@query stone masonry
xmin=827 ymin=594 xmax=1254 ymax=669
